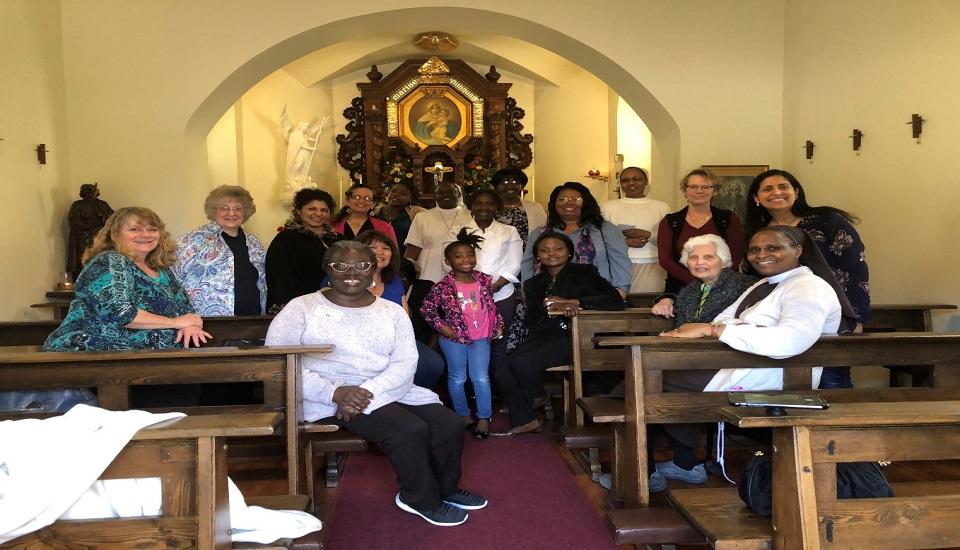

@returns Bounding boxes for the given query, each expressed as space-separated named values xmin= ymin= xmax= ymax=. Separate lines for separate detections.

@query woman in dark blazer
xmin=494 ymin=231 xmax=625 ymax=435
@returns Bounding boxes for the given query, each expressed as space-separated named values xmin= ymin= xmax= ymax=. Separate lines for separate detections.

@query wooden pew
xmin=593 ymin=332 xmax=960 ymax=508
xmin=0 ymin=315 xmax=275 ymax=347
xmin=668 ymin=401 xmax=960 ymax=549
xmin=0 ymin=345 xmax=331 ymax=496
xmin=0 ymin=412 xmax=282 ymax=550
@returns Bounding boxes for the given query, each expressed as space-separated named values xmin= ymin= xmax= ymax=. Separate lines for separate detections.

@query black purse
xmin=739 ymin=453 xmax=892 ymax=517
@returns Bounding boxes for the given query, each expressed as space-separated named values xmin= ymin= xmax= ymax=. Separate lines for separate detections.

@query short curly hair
xmin=84 ymin=207 xmax=178 ymax=269
xmin=204 ymin=185 xmax=256 ymax=222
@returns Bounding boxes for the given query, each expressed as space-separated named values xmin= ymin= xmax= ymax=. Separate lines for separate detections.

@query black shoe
xmin=472 ymin=419 xmax=490 ymax=440
xmin=443 ymin=489 xmax=488 ymax=510
xmin=395 ymin=493 xmax=468 ymax=526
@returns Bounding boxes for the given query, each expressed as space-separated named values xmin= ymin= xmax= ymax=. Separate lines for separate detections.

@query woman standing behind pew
xmin=651 ymin=225 xmax=855 ymax=492
xmin=745 ymin=169 xmax=870 ymax=389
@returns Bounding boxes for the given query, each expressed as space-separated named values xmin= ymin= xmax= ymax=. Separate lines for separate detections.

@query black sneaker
xmin=395 ymin=493 xmax=468 ymax=526
xmin=443 ymin=489 xmax=488 ymax=510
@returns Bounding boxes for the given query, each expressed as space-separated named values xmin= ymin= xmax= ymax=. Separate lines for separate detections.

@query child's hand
xmin=438 ymin=326 xmax=457 ymax=340
xmin=493 ymin=327 xmax=503 ymax=339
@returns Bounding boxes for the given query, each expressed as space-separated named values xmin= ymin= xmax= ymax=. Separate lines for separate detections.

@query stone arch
xmin=184 ymin=7 xmax=680 ymax=194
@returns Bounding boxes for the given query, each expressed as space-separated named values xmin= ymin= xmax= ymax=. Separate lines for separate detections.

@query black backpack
xmin=739 ymin=452 xmax=893 ymax=517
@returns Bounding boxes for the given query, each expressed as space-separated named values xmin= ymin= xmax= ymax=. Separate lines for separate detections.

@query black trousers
xmin=335 ymin=402 xmax=464 ymax=511
xmin=489 ymin=293 xmax=516 ymax=376
xmin=657 ymin=370 xmax=718 ymax=468
xmin=494 ymin=331 xmax=571 ymax=427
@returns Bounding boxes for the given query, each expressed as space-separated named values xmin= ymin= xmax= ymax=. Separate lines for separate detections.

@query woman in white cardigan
xmin=649 ymin=225 xmax=856 ymax=491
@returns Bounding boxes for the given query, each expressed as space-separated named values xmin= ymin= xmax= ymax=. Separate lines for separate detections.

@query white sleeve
xmin=404 ymin=213 xmax=427 ymax=248
xmin=500 ymin=226 xmax=523 ymax=283
xmin=718 ymin=278 xmax=836 ymax=359
xmin=265 ymin=300 xmax=342 ymax=408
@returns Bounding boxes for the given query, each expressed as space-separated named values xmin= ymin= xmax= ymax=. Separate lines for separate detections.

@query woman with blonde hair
xmin=173 ymin=185 xmax=266 ymax=315
xmin=44 ymin=207 xmax=210 ymax=352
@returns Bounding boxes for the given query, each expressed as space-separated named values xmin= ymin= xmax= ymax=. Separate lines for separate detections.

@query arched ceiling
xmin=281 ymin=32 xmax=584 ymax=87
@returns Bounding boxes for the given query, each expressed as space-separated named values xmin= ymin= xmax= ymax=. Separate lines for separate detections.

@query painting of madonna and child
xmin=408 ymin=97 xmax=463 ymax=147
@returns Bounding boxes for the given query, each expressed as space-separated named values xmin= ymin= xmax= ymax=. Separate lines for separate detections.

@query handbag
xmin=739 ymin=453 xmax=893 ymax=517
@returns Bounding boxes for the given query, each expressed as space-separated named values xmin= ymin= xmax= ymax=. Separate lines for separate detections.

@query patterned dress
xmin=497 ymin=204 xmax=531 ymax=351
xmin=797 ymin=213 xmax=871 ymax=322
xmin=44 ymin=251 xmax=194 ymax=351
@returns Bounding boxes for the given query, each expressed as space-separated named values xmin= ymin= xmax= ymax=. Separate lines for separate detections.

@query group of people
xmin=31 ymin=163 xmax=869 ymax=524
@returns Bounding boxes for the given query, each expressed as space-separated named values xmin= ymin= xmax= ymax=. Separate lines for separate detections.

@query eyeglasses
xmin=327 ymin=261 xmax=376 ymax=273
xmin=350 ymin=195 xmax=374 ymax=203
xmin=557 ymin=196 xmax=584 ymax=205
xmin=216 ymin=206 xmax=245 ymax=214
xmin=684 ymin=185 xmax=715 ymax=191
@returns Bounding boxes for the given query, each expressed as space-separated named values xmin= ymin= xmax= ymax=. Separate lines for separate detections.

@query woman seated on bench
xmin=265 ymin=240 xmax=486 ymax=527
xmin=651 ymin=233 xmax=756 ymax=326
xmin=495 ymin=232 xmax=625 ymax=435
xmin=652 ymin=225 xmax=856 ymax=491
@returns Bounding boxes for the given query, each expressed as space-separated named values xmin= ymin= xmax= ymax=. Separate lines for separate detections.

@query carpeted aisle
xmin=325 ymin=416 xmax=619 ymax=550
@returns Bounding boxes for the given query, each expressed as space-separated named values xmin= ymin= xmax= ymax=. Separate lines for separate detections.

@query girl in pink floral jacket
xmin=420 ymin=229 xmax=503 ymax=439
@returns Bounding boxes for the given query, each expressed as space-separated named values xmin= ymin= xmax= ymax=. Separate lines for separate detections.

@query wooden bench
xmin=0 ymin=412 xmax=283 ymax=549
xmin=690 ymin=400 xmax=960 ymax=549
xmin=593 ymin=332 xmax=960 ymax=509
xmin=0 ymin=345 xmax=331 ymax=497
xmin=0 ymin=315 xmax=275 ymax=347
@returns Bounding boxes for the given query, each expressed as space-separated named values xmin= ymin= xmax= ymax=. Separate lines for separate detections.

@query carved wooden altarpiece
xmin=336 ymin=56 xmax=533 ymax=204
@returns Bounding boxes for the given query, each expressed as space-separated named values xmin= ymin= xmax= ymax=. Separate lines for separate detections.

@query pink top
xmin=330 ymin=216 xmax=398 ymax=245
xmin=455 ymin=280 xmax=492 ymax=340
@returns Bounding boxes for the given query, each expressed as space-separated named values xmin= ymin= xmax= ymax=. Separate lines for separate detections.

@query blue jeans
xmin=438 ymin=337 xmax=492 ymax=419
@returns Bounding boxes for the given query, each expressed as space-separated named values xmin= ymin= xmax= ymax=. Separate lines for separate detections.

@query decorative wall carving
xmin=335 ymin=97 xmax=366 ymax=183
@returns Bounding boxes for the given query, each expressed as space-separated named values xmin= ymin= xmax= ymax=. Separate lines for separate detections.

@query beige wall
xmin=782 ymin=0 xmax=960 ymax=330
xmin=0 ymin=0 xmax=71 ymax=320
xmin=1 ymin=0 xmax=789 ymax=320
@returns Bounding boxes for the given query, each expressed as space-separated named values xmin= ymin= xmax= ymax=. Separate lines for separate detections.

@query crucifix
xmin=424 ymin=161 xmax=454 ymax=186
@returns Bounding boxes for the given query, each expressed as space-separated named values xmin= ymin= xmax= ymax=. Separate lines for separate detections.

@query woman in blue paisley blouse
xmin=45 ymin=207 xmax=210 ymax=352
xmin=744 ymin=169 xmax=869 ymax=389
xmin=173 ymin=185 xmax=266 ymax=316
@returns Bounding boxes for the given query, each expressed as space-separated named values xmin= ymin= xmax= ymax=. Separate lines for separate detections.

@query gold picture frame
xmin=701 ymin=164 xmax=769 ymax=222
xmin=398 ymin=87 xmax=472 ymax=149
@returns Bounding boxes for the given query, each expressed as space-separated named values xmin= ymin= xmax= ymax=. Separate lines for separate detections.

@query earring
xmin=754 ymin=200 xmax=760 ymax=206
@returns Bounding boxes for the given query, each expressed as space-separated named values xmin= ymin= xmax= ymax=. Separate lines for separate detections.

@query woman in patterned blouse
xmin=744 ymin=169 xmax=870 ymax=389
xmin=45 ymin=207 xmax=209 ymax=352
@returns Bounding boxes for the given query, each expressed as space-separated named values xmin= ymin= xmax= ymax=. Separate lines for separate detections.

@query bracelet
xmin=710 ymin=324 xmax=723 ymax=339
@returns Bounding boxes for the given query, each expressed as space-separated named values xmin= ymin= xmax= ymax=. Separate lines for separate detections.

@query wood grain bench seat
xmin=606 ymin=507 xmax=707 ymax=546
xmin=668 ymin=487 xmax=772 ymax=550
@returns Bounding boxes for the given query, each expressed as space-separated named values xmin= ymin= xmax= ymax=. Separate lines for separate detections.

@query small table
xmin=720 ymin=401 xmax=960 ymax=549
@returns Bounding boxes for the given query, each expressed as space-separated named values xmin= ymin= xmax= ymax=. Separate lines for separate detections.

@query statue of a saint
xmin=66 ymin=183 xmax=113 ymax=280
xmin=281 ymin=105 xmax=329 ymax=197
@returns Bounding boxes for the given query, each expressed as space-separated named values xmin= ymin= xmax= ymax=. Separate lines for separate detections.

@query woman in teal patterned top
xmin=44 ymin=207 xmax=211 ymax=351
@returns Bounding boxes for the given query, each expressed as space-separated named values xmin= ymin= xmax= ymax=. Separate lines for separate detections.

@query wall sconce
xmin=849 ymin=129 xmax=863 ymax=152
xmin=907 ymin=113 xmax=924 ymax=142
xmin=803 ymin=140 xmax=815 ymax=160
xmin=585 ymin=169 xmax=608 ymax=182
xmin=36 ymin=144 xmax=50 ymax=164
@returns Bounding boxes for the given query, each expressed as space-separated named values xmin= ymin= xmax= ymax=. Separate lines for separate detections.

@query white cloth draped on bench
xmin=0 ymin=405 xmax=321 ymax=545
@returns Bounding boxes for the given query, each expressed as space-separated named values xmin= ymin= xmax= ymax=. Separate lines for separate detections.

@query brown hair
xmin=680 ymin=168 xmax=719 ymax=190
xmin=83 ymin=207 xmax=178 ymax=269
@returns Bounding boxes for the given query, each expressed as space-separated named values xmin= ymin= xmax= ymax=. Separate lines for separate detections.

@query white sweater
xmin=265 ymin=291 xmax=440 ymax=421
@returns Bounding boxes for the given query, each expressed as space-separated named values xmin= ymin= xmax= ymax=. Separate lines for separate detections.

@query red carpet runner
xmin=326 ymin=416 xmax=619 ymax=549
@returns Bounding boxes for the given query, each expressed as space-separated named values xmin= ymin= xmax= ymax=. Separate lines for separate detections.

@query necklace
xmin=438 ymin=208 xmax=462 ymax=236
xmin=686 ymin=211 xmax=713 ymax=226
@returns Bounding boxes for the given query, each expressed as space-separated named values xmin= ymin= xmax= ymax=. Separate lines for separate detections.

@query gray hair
xmin=679 ymin=234 xmax=732 ymax=268
xmin=322 ymin=239 xmax=376 ymax=266
xmin=204 ymin=185 xmax=256 ymax=222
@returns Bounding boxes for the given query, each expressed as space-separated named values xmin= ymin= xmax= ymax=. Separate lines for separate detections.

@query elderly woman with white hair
xmin=174 ymin=185 xmax=266 ymax=316
xmin=652 ymin=233 xmax=757 ymax=327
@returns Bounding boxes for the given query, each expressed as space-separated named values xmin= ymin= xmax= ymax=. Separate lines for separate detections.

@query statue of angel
xmin=281 ymin=106 xmax=329 ymax=192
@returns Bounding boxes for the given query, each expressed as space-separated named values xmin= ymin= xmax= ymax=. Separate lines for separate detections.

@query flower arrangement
xmin=382 ymin=152 xmax=415 ymax=190
xmin=463 ymin=155 xmax=493 ymax=193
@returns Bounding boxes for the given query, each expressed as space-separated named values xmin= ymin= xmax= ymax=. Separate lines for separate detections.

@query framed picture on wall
xmin=701 ymin=164 xmax=769 ymax=223
xmin=397 ymin=87 xmax=472 ymax=149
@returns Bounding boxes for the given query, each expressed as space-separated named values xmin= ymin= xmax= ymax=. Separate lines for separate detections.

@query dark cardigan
xmin=523 ymin=263 xmax=625 ymax=336
xmin=672 ymin=268 xmax=757 ymax=327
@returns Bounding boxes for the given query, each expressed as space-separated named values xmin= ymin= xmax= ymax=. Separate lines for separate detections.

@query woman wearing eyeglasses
xmin=331 ymin=183 xmax=398 ymax=244
xmin=651 ymin=169 xmax=744 ymax=318
xmin=521 ymin=182 xmax=631 ymax=296
xmin=266 ymin=240 xmax=486 ymax=526
xmin=173 ymin=185 xmax=266 ymax=315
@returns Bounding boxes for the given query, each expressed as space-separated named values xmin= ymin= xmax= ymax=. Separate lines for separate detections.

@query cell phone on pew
xmin=728 ymin=392 xmax=828 ymax=417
